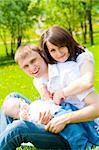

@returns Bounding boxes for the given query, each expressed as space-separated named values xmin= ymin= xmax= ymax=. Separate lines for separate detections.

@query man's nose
xmin=29 ymin=65 xmax=33 ymax=72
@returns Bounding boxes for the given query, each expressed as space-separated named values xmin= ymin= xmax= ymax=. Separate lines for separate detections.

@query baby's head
xmin=2 ymin=97 xmax=28 ymax=119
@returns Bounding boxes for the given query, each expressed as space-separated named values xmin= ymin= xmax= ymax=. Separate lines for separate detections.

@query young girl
xmin=40 ymin=25 xmax=99 ymax=130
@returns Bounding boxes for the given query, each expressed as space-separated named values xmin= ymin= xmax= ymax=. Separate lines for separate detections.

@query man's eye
xmin=30 ymin=58 xmax=36 ymax=64
xmin=24 ymin=65 xmax=28 ymax=69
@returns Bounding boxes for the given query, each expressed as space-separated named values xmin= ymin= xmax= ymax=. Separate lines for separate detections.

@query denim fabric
xmin=54 ymin=104 xmax=94 ymax=150
xmin=0 ymin=111 xmax=10 ymax=134
xmin=0 ymin=120 xmax=70 ymax=150
xmin=5 ymin=92 xmax=32 ymax=104
xmin=0 ymin=92 xmax=98 ymax=150
xmin=58 ymin=102 xmax=99 ymax=146
xmin=0 ymin=92 xmax=32 ymax=134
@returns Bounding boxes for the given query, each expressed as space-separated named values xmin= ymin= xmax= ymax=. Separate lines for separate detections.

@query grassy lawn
xmin=0 ymin=63 xmax=40 ymax=105
xmin=0 ymin=34 xmax=99 ymax=150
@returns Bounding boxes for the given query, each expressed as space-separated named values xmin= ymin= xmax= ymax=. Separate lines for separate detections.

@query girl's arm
xmin=53 ymin=59 xmax=94 ymax=104
xmin=63 ymin=59 xmax=94 ymax=97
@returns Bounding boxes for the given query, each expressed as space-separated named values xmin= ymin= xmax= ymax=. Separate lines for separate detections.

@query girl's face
xmin=46 ymin=41 xmax=70 ymax=62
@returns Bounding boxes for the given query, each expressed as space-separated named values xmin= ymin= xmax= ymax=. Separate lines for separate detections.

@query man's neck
xmin=43 ymin=71 xmax=48 ymax=80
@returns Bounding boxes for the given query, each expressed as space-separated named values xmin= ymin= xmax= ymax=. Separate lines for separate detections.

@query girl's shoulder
xmin=76 ymin=48 xmax=94 ymax=66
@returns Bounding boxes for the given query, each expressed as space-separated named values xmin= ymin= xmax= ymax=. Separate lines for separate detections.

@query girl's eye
xmin=60 ymin=46 xmax=64 ymax=49
xmin=50 ymin=49 xmax=56 ymax=52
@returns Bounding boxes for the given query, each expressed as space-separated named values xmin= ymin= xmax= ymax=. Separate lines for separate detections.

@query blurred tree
xmin=36 ymin=0 xmax=98 ymax=45
xmin=0 ymin=0 xmax=43 ymax=58
xmin=44 ymin=0 xmax=80 ymax=33
xmin=0 ymin=26 xmax=9 ymax=56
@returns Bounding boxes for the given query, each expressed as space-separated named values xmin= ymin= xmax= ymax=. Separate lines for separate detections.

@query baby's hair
xmin=15 ymin=44 xmax=47 ymax=64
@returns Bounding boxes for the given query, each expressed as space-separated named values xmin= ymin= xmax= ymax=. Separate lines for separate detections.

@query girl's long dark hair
xmin=40 ymin=26 xmax=85 ymax=64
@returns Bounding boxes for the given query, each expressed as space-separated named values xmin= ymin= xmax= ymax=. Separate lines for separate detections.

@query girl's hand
xmin=45 ymin=114 xmax=67 ymax=133
xmin=53 ymin=90 xmax=65 ymax=105
xmin=38 ymin=110 xmax=53 ymax=125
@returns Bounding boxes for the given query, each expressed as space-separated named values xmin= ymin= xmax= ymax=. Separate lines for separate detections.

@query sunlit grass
xmin=0 ymin=63 xmax=40 ymax=106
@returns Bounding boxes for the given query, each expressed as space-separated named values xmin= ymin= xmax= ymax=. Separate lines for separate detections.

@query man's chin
xmin=33 ymin=74 xmax=40 ymax=78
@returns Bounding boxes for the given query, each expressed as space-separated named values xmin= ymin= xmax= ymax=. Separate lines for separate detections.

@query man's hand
xmin=38 ymin=110 xmax=53 ymax=125
xmin=45 ymin=114 xmax=67 ymax=133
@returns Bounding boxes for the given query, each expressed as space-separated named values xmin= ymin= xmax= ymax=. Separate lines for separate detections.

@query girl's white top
xmin=33 ymin=49 xmax=99 ymax=125
xmin=34 ymin=49 xmax=95 ymax=109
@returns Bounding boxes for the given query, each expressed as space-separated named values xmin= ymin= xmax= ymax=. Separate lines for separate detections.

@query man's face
xmin=18 ymin=51 xmax=48 ymax=78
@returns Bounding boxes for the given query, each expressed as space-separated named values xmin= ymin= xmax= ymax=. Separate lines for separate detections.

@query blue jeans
xmin=0 ymin=92 xmax=99 ymax=150
xmin=58 ymin=103 xmax=99 ymax=147
xmin=0 ymin=120 xmax=71 ymax=150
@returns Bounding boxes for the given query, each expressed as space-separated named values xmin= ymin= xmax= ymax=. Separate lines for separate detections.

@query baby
xmin=2 ymin=96 xmax=61 ymax=123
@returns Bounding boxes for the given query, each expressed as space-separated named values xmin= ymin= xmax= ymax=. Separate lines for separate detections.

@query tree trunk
xmin=17 ymin=35 xmax=22 ymax=48
xmin=83 ymin=20 xmax=87 ymax=44
xmin=4 ymin=41 xmax=9 ymax=56
xmin=11 ymin=40 xmax=14 ymax=59
xmin=0 ymin=31 xmax=9 ymax=56
xmin=87 ymin=0 xmax=94 ymax=45
xmin=11 ymin=34 xmax=15 ymax=59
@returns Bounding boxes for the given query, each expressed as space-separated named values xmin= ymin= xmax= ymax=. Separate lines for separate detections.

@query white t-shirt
xmin=29 ymin=99 xmax=60 ymax=122
xmin=34 ymin=49 xmax=95 ymax=109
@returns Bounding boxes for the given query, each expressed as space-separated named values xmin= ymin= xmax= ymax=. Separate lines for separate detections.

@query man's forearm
xmin=65 ymin=104 xmax=99 ymax=124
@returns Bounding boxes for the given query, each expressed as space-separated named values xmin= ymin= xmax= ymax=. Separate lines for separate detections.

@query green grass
xmin=16 ymin=146 xmax=38 ymax=150
xmin=0 ymin=63 xmax=40 ymax=106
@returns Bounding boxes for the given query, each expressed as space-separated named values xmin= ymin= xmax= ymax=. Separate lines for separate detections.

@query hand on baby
xmin=53 ymin=90 xmax=65 ymax=105
xmin=38 ymin=110 xmax=53 ymax=125
xmin=19 ymin=102 xmax=30 ymax=121
xmin=45 ymin=113 xmax=67 ymax=133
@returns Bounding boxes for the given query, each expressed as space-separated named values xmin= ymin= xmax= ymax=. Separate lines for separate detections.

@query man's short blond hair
xmin=15 ymin=44 xmax=41 ymax=64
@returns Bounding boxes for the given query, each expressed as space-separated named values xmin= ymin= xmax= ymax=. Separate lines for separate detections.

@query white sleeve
xmin=33 ymin=78 xmax=48 ymax=93
xmin=76 ymin=49 xmax=94 ymax=67
xmin=76 ymin=87 xmax=95 ymax=101
xmin=33 ymin=78 xmax=42 ymax=92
